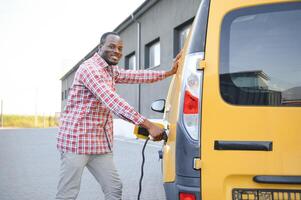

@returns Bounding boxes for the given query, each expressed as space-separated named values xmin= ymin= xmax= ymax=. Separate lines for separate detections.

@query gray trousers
xmin=55 ymin=152 xmax=122 ymax=200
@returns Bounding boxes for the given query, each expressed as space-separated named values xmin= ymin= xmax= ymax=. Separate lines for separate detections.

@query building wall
xmin=117 ymin=0 xmax=201 ymax=118
xmin=61 ymin=0 xmax=201 ymax=118
xmin=116 ymin=21 xmax=140 ymax=112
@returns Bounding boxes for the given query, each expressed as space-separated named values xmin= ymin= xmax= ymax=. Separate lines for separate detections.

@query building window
xmin=64 ymin=90 xmax=67 ymax=100
xmin=145 ymin=39 xmax=160 ymax=69
xmin=174 ymin=19 xmax=193 ymax=56
xmin=61 ymin=91 xmax=64 ymax=100
xmin=220 ymin=3 xmax=301 ymax=106
xmin=178 ymin=25 xmax=190 ymax=50
xmin=125 ymin=52 xmax=136 ymax=70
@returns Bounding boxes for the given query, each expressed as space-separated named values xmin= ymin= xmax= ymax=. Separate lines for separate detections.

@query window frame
xmin=145 ymin=38 xmax=160 ymax=69
xmin=125 ymin=51 xmax=136 ymax=70
xmin=174 ymin=18 xmax=194 ymax=57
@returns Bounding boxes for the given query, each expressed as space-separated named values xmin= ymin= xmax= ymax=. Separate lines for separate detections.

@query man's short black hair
xmin=99 ymin=32 xmax=120 ymax=47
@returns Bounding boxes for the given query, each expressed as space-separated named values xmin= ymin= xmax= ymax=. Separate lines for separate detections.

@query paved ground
xmin=0 ymin=128 xmax=166 ymax=200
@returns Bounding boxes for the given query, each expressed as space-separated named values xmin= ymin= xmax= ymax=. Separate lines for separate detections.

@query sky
xmin=0 ymin=0 xmax=144 ymax=115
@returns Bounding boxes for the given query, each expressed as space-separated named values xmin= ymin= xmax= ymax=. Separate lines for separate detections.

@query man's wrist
xmin=140 ymin=118 xmax=152 ymax=130
xmin=165 ymin=71 xmax=172 ymax=78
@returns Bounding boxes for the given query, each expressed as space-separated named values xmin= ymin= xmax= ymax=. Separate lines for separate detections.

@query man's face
xmin=98 ymin=34 xmax=123 ymax=65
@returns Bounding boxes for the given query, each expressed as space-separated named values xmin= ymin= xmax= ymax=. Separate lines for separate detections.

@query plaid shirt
xmin=57 ymin=53 xmax=166 ymax=154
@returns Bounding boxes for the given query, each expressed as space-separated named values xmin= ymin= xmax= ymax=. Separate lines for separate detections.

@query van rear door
xmin=201 ymin=0 xmax=301 ymax=199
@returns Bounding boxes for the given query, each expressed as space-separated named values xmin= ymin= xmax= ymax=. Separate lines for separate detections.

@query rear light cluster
xmin=183 ymin=85 xmax=199 ymax=114
xmin=181 ymin=52 xmax=204 ymax=140
xmin=180 ymin=192 xmax=196 ymax=200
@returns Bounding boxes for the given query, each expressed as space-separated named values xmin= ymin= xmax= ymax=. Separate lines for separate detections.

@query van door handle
xmin=214 ymin=140 xmax=273 ymax=151
xmin=254 ymin=176 xmax=301 ymax=184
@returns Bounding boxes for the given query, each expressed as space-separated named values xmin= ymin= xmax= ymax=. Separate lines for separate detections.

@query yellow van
xmin=136 ymin=0 xmax=301 ymax=199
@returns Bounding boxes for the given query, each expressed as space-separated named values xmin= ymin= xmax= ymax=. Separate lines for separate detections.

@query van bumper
xmin=164 ymin=179 xmax=201 ymax=200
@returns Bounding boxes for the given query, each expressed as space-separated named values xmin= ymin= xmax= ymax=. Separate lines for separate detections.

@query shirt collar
xmin=91 ymin=52 xmax=109 ymax=68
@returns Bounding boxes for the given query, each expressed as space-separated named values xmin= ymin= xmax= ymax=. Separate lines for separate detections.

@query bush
xmin=1 ymin=114 xmax=59 ymax=128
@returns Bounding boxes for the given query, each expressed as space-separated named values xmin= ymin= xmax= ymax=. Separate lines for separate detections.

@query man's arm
xmin=80 ymin=64 xmax=144 ymax=125
xmin=114 ymin=51 xmax=182 ymax=84
xmin=80 ymin=64 xmax=165 ymax=139
xmin=114 ymin=68 xmax=166 ymax=84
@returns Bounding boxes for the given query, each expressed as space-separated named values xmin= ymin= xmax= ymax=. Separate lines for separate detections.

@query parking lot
xmin=0 ymin=128 xmax=166 ymax=200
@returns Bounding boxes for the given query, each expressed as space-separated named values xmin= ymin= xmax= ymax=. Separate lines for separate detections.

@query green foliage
xmin=1 ymin=114 xmax=59 ymax=128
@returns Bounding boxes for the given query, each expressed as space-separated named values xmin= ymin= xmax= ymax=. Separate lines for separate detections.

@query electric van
xmin=135 ymin=0 xmax=301 ymax=199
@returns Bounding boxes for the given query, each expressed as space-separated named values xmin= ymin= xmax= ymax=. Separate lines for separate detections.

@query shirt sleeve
xmin=114 ymin=67 xmax=166 ymax=84
xmin=79 ymin=64 xmax=146 ymax=125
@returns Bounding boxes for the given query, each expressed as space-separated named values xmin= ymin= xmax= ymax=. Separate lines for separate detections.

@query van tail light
xmin=179 ymin=192 xmax=196 ymax=200
xmin=181 ymin=52 xmax=204 ymax=140
xmin=183 ymin=81 xmax=199 ymax=114
xmin=183 ymin=90 xmax=199 ymax=114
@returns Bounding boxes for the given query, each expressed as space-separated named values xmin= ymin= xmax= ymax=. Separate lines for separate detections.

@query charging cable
xmin=137 ymin=137 xmax=149 ymax=200
xmin=137 ymin=131 xmax=168 ymax=200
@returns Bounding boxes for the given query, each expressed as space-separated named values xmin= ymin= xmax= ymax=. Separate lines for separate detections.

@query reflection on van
xmin=221 ymin=70 xmax=301 ymax=106
xmin=220 ymin=70 xmax=282 ymax=105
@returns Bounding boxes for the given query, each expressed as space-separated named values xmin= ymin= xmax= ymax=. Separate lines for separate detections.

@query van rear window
xmin=220 ymin=3 xmax=301 ymax=106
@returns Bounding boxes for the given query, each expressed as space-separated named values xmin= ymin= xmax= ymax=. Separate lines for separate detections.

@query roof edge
xmin=114 ymin=0 xmax=160 ymax=33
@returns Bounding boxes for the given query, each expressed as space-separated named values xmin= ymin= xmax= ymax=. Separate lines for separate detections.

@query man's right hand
xmin=140 ymin=119 xmax=164 ymax=141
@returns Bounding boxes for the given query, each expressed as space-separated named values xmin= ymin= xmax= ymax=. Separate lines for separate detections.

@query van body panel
xmin=162 ymin=69 xmax=182 ymax=183
xmin=162 ymin=123 xmax=176 ymax=182
xmin=162 ymin=28 xmax=192 ymax=183
xmin=202 ymin=0 xmax=301 ymax=199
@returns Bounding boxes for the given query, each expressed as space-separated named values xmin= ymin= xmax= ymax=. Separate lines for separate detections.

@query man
xmin=56 ymin=32 xmax=181 ymax=200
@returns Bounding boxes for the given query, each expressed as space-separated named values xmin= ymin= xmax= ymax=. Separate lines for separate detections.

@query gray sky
xmin=0 ymin=0 xmax=144 ymax=115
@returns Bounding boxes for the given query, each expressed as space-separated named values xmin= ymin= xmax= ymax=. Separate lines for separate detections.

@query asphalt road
xmin=0 ymin=128 xmax=166 ymax=200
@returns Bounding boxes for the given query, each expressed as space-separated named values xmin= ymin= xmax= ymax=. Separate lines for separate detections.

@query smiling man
xmin=56 ymin=32 xmax=181 ymax=200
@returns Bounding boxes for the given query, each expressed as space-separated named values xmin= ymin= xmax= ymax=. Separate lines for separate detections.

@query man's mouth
xmin=110 ymin=55 xmax=119 ymax=62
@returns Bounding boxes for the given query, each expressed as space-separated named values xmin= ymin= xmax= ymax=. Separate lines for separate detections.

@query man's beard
xmin=106 ymin=59 xmax=118 ymax=65
xmin=101 ymin=53 xmax=118 ymax=65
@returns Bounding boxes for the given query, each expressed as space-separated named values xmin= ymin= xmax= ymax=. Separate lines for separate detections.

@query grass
xmin=0 ymin=114 xmax=59 ymax=128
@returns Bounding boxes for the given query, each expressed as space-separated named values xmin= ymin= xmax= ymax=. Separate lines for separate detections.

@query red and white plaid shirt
xmin=57 ymin=53 xmax=166 ymax=154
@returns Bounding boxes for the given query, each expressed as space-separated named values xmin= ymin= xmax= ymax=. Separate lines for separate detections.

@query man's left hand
xmin=165 ymin=50 xmax=182 ymax=77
